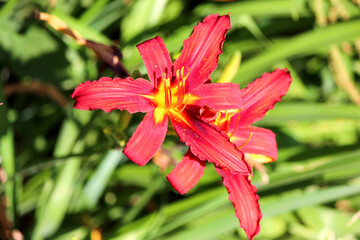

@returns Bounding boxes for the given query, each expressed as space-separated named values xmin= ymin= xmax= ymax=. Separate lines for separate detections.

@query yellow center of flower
xmin=153 ymin=67 xmax=197 ymax=123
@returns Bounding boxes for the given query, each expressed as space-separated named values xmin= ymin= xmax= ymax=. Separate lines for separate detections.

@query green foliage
xmin=1 ymin=0 xmax=360 ymax=239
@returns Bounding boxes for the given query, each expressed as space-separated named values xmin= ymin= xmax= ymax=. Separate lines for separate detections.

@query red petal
xmin=72 ymin=77 xmax=155 ymax=113
xmin=169 ymin=110 xmax=251 ymax=175
xmin=123 ymin=109 xmax=168 ymax=166
xmin=216 ymin=167 xmax=262 ymax=240
xmin=190 ymin=82 xmax=242 ymax=110
xmin=239 ymin=68 xmax=292 ymax=126
xmin=137 ymin=36 xmax=173 ymax=86
xmin=167 ymin=150 xmax=205 ymax=194
xmin=230 ymin=126 xmax=277 ymax=161
xmin=174 ymin=14 xmax=230 ymax=92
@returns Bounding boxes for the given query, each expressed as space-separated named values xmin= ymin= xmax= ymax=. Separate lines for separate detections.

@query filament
xmin=153 ymin=72 xmax=157 ymax=98
xmin=225 ymin=112 xmax=231 ymax=133
xmin=168 ymin=85 xmax=172 ymax=108
xmin=176 ymin=93 xmax=191 ymax=113
xmin=237 ymin=132 xmax=253 ymax=149
xmin=228 ymin=112 xmax=241 ymax=138
xmin=163 ymin=73 xmax=173 ymax=109
xmin=164 ymin=78 xmax=169 ymax=109
xmin=176 ymin=68 xmax=186 ymax=108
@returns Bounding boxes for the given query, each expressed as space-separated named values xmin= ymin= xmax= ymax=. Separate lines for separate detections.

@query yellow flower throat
xmin=153 ymin=67 xmax=197 ymax=123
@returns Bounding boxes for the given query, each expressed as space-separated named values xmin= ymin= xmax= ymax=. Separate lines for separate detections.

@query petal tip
xmin=123 ymin=147 xmax=147 ymax=166
xmin=216 ymin=168 xmax=262 ymax=240
xmin=166 ymin=174 xmax=189 ymax=195
xmin=166 ymin=150 xmax=206 ymax=195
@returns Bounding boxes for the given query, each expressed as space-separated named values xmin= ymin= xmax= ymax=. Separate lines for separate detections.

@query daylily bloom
xmin=167 ymin=69 xmax=292 ymax=239
xmin=72 ymin=14 xmax=251 ymax=175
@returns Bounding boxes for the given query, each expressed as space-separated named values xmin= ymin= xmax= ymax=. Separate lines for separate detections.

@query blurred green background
xmin=1 ymin=0 xmax=360 ymax=239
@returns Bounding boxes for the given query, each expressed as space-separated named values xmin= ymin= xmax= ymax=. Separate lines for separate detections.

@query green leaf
xmin=0 ymin=78 xmax=16 ymax=224
xmin=121 ymin=0 xmax=169 ymax=42
xmin=234 ymin=19 xmax=360 ymax=84
xmin=257 ymin=103 xmax=360 ymax=125
xmin=77 ymin=149 xmax=125 ymax=210
xmin=163 ymin=184 xmax=360 ymax=240
xmin=295 ymin=206 xmax=360 ymax=237
xmin=32 ymin=119 xmax=84 ymax=239
xmin=194 ymin=0 xmax=310 ymax=18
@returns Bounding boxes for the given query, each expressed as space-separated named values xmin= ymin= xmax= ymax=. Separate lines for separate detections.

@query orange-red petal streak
xmin=167 ymin=150 xmax=206 ymax=194
xmin=123 ymin=110 xmax=168 ymax=166
xmin=169 ymin=109 xmax=251 ymax=175
xmin=216 ymin=167 xmax=262 ymax=240
xmin=72 ymin=77 xmax=155 ymax=113
xmin=174 ymin=14 xmax=230 ymax=92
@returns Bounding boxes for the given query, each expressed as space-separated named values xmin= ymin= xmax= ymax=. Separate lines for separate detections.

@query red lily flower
xmin=72 ymin=14 xmax=251 ymax=175
xmin=167 ymin=69 xmax=292 ymax=239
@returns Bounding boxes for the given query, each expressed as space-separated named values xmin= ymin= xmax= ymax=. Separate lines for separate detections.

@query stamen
xmin=164 ymin=78 xmax=169 ymax=109
xmin=162 ymin=72 xmax=173 ymax=109
xmin=181 ymin=73 xmax=186 ymax=95
xmin=180 ymin=67 xmax=187 ymax=96
xmin=153 ymin=72 xmax=157 ymax=97
xmin=228 ymin=112 xmax=241 ymax=138
xmin=175 ymin=79 xmax=183 ymax=107
xmin=176 ymin=93 xmax=191 ymax=113
xmin=175 ymin=68 xmax=186 ymax=108
xmin=167 ymin=78 xmax=172 ymax=108
xmin=237 ymin=132 xmax=253 ymax=149
xmin=174 ymin=67 xmax=191 ymax=109
xmin=176 ymin=69 xmax=180 ymax=80
xmin=176 ymin=78 xmax=182 ymax=107
xmin=225 ymin=112 xmax=231 ymax=133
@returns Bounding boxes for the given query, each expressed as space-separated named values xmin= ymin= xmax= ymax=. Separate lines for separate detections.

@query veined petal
xmin=190 ymin=82 xmax=242 ymax=110
xmin=167 ymin=150 xmax=205 ymax=194
xmin=216 ymin=167 xmax=262 ymax=240
xmin=239 ymin=68 xmax=292 ymax=126
xmin=72 ymin=77 xmax=155 ymax=113
xmin=230 ymin=126 xmax=277 ymax=162
xmin=123 ymin=109 xmax=168 ymax=166
xmin=137 ymin=36 xmax=173 ymax=86
xmin=169 ymin=109 xmax=251 ymax=175
xmin=174 ymin=14 xmax=230 ymax=93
